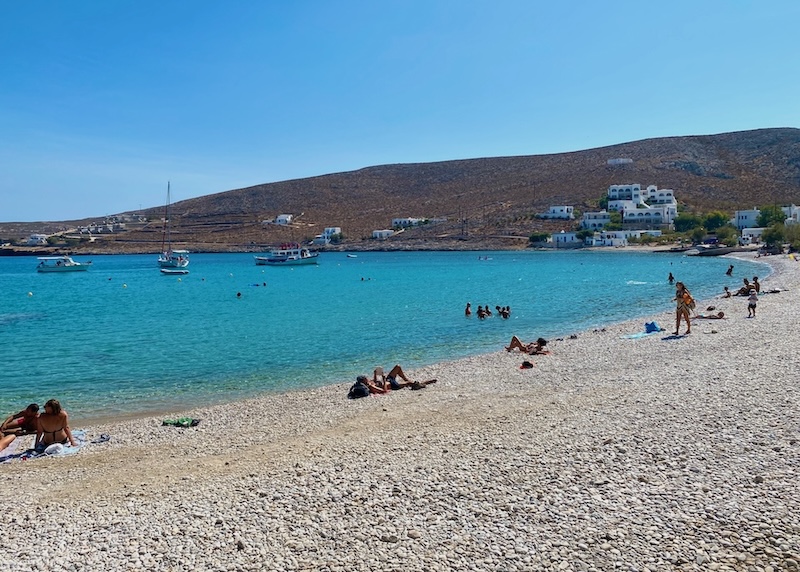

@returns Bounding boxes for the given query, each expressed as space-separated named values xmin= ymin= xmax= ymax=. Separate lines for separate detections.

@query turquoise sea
xmin=0 ymin=251 xmax=765 ymax=422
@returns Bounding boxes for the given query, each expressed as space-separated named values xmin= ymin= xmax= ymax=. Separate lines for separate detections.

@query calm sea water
xmin=0 ymin=251 xmax=765 ymax=421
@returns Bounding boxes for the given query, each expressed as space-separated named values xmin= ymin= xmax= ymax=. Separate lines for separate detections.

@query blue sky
xmin=1 ymin=0 xmax=797 ymax=222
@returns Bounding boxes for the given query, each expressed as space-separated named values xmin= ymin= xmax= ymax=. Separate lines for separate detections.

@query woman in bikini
xmin=673 ymin=282 xmax=692 ymax=335
xmin=35 ymin=399 xmax=77 ymax=450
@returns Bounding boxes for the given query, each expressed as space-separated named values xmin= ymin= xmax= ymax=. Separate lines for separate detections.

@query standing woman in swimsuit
xmin=35 ymin=399 xmax=77 ymax=450
xmin=673 ymin=282 xmax=692 ymax=335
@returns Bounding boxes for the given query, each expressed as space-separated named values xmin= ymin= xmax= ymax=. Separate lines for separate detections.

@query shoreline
xmin=2 ymin=252 xmax=798 ymax=570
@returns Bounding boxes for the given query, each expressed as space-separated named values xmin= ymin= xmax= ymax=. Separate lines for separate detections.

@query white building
xmin=372 ymin=229 xmax=394 ymax=240
xmin=538 ymin=205 xmax=574 ymax=220
xmin=740 ymin=228 xmax=765 ymax=245
xmin=275 ymin=214 xmax=293 ymax=225
xmin=312 ymin=227 xmax=343 ymax=246
xmin=607 ymin=184 xmax=677 ymax=226
xmin=392 ymin=217 xmax=424 ymax=228
xmin=27 ymin=234 xmax=49 ymax=246
xmin=782 ymin=204 xmax=800 ymax=225
xmin=552 ymin=231 xmax=581 ymax=245
xmin=732 ymin=208 xmax=760 ymax=230
xmin=580 ymin=210 xmax=611 ymax=229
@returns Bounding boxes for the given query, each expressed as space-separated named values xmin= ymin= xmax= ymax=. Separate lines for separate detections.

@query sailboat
xmin=157 ymin=182 xmax=190 ymax=271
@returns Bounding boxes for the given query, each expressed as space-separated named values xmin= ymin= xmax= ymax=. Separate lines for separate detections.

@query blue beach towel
xmin=623 ymin=321 xmax=665 ymax=339
xmin=0 ymin=429 xmax=86 ymax=463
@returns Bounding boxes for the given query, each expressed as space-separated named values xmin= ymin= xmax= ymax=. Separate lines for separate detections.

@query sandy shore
xmin=2 ymin=252 xmax=799 ymax=571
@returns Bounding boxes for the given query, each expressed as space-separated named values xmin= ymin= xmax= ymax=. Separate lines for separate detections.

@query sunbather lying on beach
xmin=506 ymin=336 xmax=550 ymax=354
xmin=373 ymin=365 xmax=437 ymax=391
xmin=693 ymin=311 xmax=725 ymax=320
xmin=1 ymin=403 xmax=39 ymax=436
xmin=0 ymin=433 xmax=16 ymax=453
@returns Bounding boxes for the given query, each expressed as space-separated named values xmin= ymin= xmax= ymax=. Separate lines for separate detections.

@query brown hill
xmin=4 ymin=128 xmax=800 ymax=252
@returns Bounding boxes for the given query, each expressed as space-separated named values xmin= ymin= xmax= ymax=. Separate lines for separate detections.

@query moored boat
xmin=160 ymin=268 xmax=189 ymax=275
xmin=36 ymin=256 xmax=91 ymax=272
xmin=157 ymin=183 xmax=190 ymax=269
xmin=686 ymin=245 xmax=745 ymax=256
xmin=254 ymin=243 xmax=319 ymax=266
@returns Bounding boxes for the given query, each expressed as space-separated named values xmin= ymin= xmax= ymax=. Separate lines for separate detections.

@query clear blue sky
xmin=1 ymin=0 xmax=797 ymax=222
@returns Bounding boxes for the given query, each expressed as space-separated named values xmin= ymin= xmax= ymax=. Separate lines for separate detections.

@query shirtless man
xmin=1 ymin=403 xmax=39 ymax=436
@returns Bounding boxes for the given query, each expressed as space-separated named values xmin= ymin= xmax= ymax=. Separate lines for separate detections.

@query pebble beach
xmin=2 ymin=252 xmax=799 ymax=572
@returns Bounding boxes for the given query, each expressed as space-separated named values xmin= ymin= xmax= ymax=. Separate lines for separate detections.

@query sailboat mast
xmin=161 ymin=182 xmax=171 ymax=254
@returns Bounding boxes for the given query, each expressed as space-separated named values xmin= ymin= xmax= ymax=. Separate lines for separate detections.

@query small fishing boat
xmin=160 ymin=268 xmax=189 ymax=275
xmin=346 ymin=254 xmax=358 ymax=258
xmin=36 ymin=256 xmax=91 ymax=272
xmin=254 ymin=243 xmax=319 ymax=266
xmin=157 ymin=183 xmax=190 ymax=269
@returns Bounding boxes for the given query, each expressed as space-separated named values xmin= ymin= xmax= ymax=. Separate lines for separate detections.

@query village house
xmin=732 ymin=208 xmax=760 ymax=230
xmin=580 ymin=210 xmax=611 ymax=229
xmin=372 ymin=229 xmax=394 ymax=240
xmin=551 ymin=231 xmax=581 ymax=246
xmin=27 ymin=234 xmax=49 ymax=246
xmin=538 ymin=205 xmax=574 ymax=220
xmin=392 ymin=217 xmax=425 ymax=228
xmin=275 ymin=214 xmax=293 ymax=225
xmin=312 ymin=226 xmax=343 ymax=245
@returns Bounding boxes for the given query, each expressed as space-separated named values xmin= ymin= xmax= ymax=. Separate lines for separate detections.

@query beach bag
xmin=644 ymin=321 xmax=663 ymax=333
xmin=683 ymin=292 xmax=696 ymax=310
xmin=348 ymin=380 xmax=370 ymax=399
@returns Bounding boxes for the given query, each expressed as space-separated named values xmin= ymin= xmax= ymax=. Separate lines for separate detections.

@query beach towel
xmin=0 ymin=429 xmax=86 ymax=463
xmin=162 ymin=418 xmax=200 ymax=427
xmin=623 ymin=322 xmax=664 ymax=339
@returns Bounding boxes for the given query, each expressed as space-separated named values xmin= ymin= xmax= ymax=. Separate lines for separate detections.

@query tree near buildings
xmin=702 ymin=211 xmax=730 ymax=231
xmin=714 ymin=224 xmax=738 ymax=246
xmin=761 ymin=224 xmax=785 ymax=248
xmin=674 ymin=213 xmax=703 ymax=233
xmin=757 ymin=205 xmax=786 ymax=227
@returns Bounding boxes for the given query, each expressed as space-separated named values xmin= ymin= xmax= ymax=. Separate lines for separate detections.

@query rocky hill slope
xmin=4 ymin=128 xmax=799 ymax=252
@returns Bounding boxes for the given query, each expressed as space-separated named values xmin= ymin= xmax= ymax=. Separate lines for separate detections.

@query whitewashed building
xmin=782 ymin=204 xmax=800 ymax=224
xmin=732 ymin=208 xmax=760 ymax=230
xmin=275 ymin=214 xmax=294 ymax=225
xmin=552 ymin=231 xmax=581 ymax=245
xmin=580 ymin=210 xmax=611 ymax=229
xmin=27 ymin=234 xmax=49 ymax=246
xmin=607 ymin=184 xmax=677 ymax=226
xmin=372 ymin=229 xmax=394 ymax=240
xmin=392 ymin=217 xmax=424 ymax=228
xmin=312 ymin=226 xmax=343 ymax=246
xmin=538 ymin=205 xmax=574 ymax=220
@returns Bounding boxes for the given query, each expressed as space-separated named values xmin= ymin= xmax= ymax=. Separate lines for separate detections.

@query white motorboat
xmin=36 ymin=256 xmax=91 ymax=272
xmin=254 ymin=243 xmax=319 ymax=266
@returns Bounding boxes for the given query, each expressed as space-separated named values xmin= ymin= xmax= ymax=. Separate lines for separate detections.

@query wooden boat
xmin=36 ymin=256 xmax=91 ymax=272
xmin=254 ymin=243 xmax=319 ymax=266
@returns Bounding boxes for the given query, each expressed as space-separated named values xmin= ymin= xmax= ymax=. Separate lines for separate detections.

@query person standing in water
xmin=668 ymin=272 xmax=674 ymax=284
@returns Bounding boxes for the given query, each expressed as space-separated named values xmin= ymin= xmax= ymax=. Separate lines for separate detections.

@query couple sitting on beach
xmin=348 ymin=365 xmax=437 ymax=398
xmin=0 ymin=399 xmax=77 ymax=454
